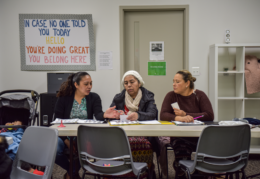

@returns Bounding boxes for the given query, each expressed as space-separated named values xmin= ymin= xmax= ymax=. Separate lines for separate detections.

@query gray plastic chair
xmin=177 ymin=125 xmax=251 ymax=179
xmin=10 ymin=126 xmax=58 ymax=179
xmin=77 ymin=125 xmax=149 ymax=179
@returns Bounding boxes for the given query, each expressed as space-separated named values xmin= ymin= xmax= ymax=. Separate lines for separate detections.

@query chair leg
xmin=235 ymin=171 xmax=239 ymax=179
xmin=81 ymin=170 xmax=85 ymax=179
xmin=166 ymin=148 xmax=168 ymax=179
xmin=175 ymin=167 xmax=178 ymax=179
xmin=175 ymin=165 xmax=179 ymax=179
xmin=185 ymin=168 xmax=191 ymax=179
xmin=136 ymin=169 xmax=142 ymax=179
xmin=156 ymin=153 xmax=161 ymax=178
xmin=241 ymin=169 xmax=246 ymax=179
xmin=230 ymin=173 xmax=233 ymax=179
xmin=225 ymin=173 xmax=229 ymax=179
xmin=146 ymin=167 xmax=150 ymax=179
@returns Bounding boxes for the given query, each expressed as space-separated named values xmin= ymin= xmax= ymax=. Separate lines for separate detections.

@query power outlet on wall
xmin=192 ymin=67 xmax=200 ymax=76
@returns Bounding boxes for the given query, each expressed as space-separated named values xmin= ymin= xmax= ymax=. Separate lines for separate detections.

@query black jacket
xmin=54 ymin=92 xmax=105 ymax=121
xmin=110 ymin=87 xmax=157 ymax=121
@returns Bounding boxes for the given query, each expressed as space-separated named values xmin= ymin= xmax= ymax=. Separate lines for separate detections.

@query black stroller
xmin=0 ymin=90 xmax=39 ymax=129
xmin=0 ymin=90 xmax=39 ymax=179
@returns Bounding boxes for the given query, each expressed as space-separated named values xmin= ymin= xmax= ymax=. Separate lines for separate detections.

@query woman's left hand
xmin=127 ymin=112 xmax=139 ymax=121
xmin=173 ymin=108 xmax=186 ymax=116
xmin=104 ymin=106 xmax=118 ymax=119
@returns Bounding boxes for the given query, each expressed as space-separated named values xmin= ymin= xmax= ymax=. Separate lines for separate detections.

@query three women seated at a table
xmin=54 ymin=70 xmax=214 ymax=179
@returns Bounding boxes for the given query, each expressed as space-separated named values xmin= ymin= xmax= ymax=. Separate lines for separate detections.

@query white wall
xmin=0 ymin=0 xmax=260 ymax=110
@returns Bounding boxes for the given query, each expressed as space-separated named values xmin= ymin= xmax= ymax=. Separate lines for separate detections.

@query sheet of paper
xmin=110 ymin=120 xmax=138 ymax=125
xmin=51 ymin=119 xmax=78 ymax=124
xmin=98 ymin=51 xmax=113 ymax=70
xmin=171 ymin=102 xmax=180 ymax=110
xmin=138 ymin=120 xmax=161 ymax=125
xmin=150 ymin=41 xmax=164 ymax=60
xmin=77 ymin=119 xmax=103 ymax=124
xmin=120 ymin=115 xmax=128 ymax=122
xmin=172 ymin=120 xmax=204 ymax=125
xmin=51 ymin=118 xmax=103 ymax=124
xmin=218 ymin=121 xmax=247 ymax=125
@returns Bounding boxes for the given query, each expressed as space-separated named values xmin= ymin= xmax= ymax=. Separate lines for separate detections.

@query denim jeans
xmin=55 ymin=137 xmax=80 ymax=175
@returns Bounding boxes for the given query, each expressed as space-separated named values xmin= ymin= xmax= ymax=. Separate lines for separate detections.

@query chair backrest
xmin=11 ymin=126 xmax=58 ymax=179
xmin=193 ymin=125 xmax=251 ymax=173
xmin=77 ymin=125 xmax=137 ymax=175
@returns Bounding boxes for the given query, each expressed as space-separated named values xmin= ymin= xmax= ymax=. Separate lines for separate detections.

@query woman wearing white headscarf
xmin=110 ymin=70 xmax=157 ymax=178
xmin=111 ymin=70 xmax=157 ymax=120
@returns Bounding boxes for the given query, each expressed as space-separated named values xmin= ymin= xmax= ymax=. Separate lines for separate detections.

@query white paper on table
xmin=138 ymin=120 xmax=161 ymax=125
xmin=172 ymin=120 xmax=204 ymax=125
xmin=171 ymin=102 xmax=180 ymax=110
xmin=150 ymin=41 xmax=164 ymax=60
xmin=98 ymin=51 xmax=113 ymax=70
xmin=51 ymin=119 xmax=78 ymax=124
xmin=77 ymin=119 xmax=102 ymax=123
xmin=77 ymin=119 xmax=89 ymax=123
xmin=110 ymin=120 xmax=139 ymax=125
xmin=218 ymin=121 xmax=247 ymax=125
xmin=51 ymin=118 xmax=102 ymax=124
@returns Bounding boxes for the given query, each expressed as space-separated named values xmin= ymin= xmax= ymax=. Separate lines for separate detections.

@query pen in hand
xmin=193 ymin=115 xmax=204 ymax=120
xmin=114 ymin=109 xmax=125 ymax=116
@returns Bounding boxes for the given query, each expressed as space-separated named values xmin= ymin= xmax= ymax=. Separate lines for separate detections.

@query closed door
xmin=124 ymin=10 xmax=184 ymax=118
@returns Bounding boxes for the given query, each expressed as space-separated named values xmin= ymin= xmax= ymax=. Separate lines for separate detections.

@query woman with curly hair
xmin=54 ymin=72 xmax=118 ymax=179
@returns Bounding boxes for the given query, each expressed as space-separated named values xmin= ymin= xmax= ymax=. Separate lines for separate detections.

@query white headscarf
xmin=121 ymin=70 xmax=145 ymax=87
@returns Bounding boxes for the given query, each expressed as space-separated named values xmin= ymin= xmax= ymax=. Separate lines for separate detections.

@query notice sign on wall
xmin=98 ymin=51 xmax=113 ymax=70
xmin=148 ymin=62 xmax=166 ymax=76
xmin=19 ymin=14 xmax=95 ymax=71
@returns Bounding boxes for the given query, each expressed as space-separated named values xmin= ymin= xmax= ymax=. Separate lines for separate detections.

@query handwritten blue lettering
xmin=53 ymin=28 xmax=71 ymax=36
xmin=24 ymin=20 xmax=30 ymax=27
xmin=32 ymin=19 xmax=47 ymax=28
xmin=49 ymin=20 xmax=57 ymax=28
xmin=71 ymin=20 xmax=86 ymax=27
xmin=38 ymin=28 xmax=49 ymax=36
xmin=59 ymin=20 xmax=70 ymax=28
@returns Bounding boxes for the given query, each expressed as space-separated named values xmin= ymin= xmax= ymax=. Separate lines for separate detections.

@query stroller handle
xmin=0 ymin=89 xmax=40 ymax=126
xmin=0 ymin=89 xmax=39 ymax=100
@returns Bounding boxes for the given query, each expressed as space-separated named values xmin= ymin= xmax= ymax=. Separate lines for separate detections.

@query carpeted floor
xmin=51 ymin=152 xmax=260 ymax=179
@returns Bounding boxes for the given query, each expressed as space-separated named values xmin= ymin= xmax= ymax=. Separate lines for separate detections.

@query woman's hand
xmin=5 ymin=123 xmax=12 ymax=126
xmin=175 ymin=115 xmax=194 ymax=123
xmin=115 ymin=110 xmax=125 ymax=119
xmin=173 ymin=108 xmax=186 ymax=116
xmin=103 ymin=106 xmax=118 ymax=119
xmin=127 ymin=112 xmax=139 ymax=121
xmin=64 ymin=139 xmax=70 ymax=149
